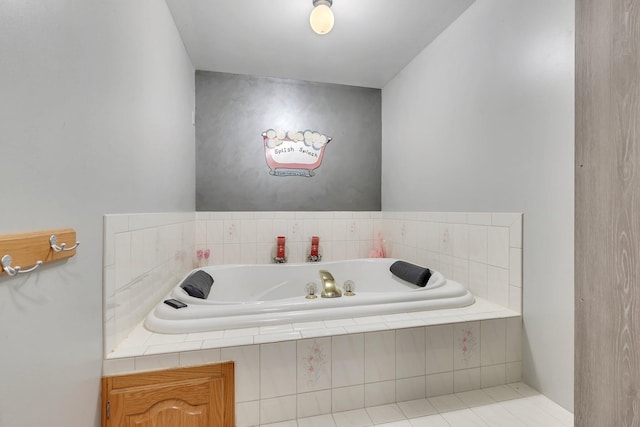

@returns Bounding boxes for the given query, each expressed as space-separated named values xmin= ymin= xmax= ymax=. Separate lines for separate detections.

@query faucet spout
xmin=319 ymin=270 xmax=342 ymax=298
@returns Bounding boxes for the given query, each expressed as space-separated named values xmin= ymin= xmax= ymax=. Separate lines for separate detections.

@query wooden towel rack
xmin=0 ymin=228 xmax=78 ymax=277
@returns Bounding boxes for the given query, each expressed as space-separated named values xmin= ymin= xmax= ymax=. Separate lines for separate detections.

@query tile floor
xmin=258 ymin=383 xmax=573 ymax=427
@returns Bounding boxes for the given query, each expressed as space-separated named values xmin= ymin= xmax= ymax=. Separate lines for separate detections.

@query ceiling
xmin=165 ymin=0 xmax=475 ymax=89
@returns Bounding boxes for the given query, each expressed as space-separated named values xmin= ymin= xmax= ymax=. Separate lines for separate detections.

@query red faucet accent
xmin=310 ymin=236 xmax=319 ymax=257
xmin=277 ymin=236 xmax=286 ymax=259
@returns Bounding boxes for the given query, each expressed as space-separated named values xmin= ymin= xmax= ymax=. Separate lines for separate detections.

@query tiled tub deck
xmin=104 ymin=299 xmax=522 ymax=426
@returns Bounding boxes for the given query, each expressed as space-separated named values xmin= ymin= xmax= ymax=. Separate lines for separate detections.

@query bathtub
xmin=144 ymin=258 xmax=475 ymax=334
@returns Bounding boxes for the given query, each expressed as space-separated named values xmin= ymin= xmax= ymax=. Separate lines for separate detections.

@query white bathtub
xmin=144 ymin=258 xmax=475 ymax=334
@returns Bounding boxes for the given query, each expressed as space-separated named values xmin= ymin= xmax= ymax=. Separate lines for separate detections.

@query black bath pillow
xmin=390 ymin=261 xmax=432 ymax=287
xmin=180 ymin=270 xmax=214 ymax=299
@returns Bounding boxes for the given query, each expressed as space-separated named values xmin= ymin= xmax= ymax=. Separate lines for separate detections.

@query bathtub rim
xmin=145 ymin=290 xmax=476 ymax=334
xmin=144 ymin=258 xmax=476 ymax=334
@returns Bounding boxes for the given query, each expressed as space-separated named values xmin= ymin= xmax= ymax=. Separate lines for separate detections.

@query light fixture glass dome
xmin=310 ymin=3 xmax=334 ymax=35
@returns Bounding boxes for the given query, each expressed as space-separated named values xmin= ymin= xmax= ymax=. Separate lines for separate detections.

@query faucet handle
xmin=306 ymin=282 xmax=318 ymax=299
xmin=344 ymin=280 xmax=355 ymax=296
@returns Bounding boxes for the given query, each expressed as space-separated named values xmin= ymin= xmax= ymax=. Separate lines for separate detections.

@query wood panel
xmin=576 ymin=0 xmax=640 ymax=425
xmin=102 ymin=362 xmax=234 ymax=427
xmin=129 ymin=399 xmax=209 ymax=427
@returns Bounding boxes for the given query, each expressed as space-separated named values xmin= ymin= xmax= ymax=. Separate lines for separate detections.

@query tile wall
xmin=103 ymin=212 xmax=196 ymax=354
xmin=193 ymin=211 xmax=381 ymax=265
xmin=379 ymin=212 xmax=523 ymax=313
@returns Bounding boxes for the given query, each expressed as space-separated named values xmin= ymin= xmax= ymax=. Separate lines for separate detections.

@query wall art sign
xmin=262 ymin=129 xmax=332 ymax=177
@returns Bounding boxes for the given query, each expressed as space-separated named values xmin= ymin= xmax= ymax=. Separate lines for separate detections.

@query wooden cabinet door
xmin=102 ymin=362 xmax=234 ymax=427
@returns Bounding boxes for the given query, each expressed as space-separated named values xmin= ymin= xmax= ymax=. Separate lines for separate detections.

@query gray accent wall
xmin=195 ymin=71 xmax=381 ymax=211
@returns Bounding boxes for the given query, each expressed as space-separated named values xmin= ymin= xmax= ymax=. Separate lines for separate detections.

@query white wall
xmin=0 ymin=1 xmax=195 ymax=426
xmin=381 ymin=0 xmax=574 ymax=411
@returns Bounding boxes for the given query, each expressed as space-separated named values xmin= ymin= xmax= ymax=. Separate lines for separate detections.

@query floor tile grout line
xmin=519 ymin=394 xmax=574 ymax=427
xmin=262 ymin=384 xmax=573 ymax=427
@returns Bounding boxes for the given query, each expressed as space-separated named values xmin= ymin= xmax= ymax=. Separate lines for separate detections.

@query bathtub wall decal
xmin=262 ymin=129 xmax=332 ymax=177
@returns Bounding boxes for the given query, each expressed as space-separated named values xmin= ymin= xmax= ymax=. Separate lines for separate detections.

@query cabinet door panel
xmin=103 ymin=362 xmax=234 ymax=427
xmin=120 ymin=379 xmax=210 ymax=414
xmin=128 ymin=398 xmax=209 ymax=427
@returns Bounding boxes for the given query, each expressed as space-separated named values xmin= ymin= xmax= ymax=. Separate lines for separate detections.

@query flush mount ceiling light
xmin=310 ymin=0 xmax=334 ymax=35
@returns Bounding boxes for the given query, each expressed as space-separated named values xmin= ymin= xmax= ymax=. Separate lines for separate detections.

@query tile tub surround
xmin=103 ymin=212 xmax=196 ymax=355
xmin=193 ymin=211 xmax=522 ymax=311
xmin=104 ymin=211 xmax=522 ymax=356
xmin=104 ymin=315 xmax=522 ymax=426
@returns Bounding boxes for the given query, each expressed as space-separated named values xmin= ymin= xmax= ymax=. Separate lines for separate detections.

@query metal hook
xmin=49 ymin=235 xmax=80 ymax=252
xmin=2 ymin=254 xmax=43 ymax=277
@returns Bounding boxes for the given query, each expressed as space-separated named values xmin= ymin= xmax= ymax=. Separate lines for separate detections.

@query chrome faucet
xmin=319 ymin=270 xmax=342 ymax=298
